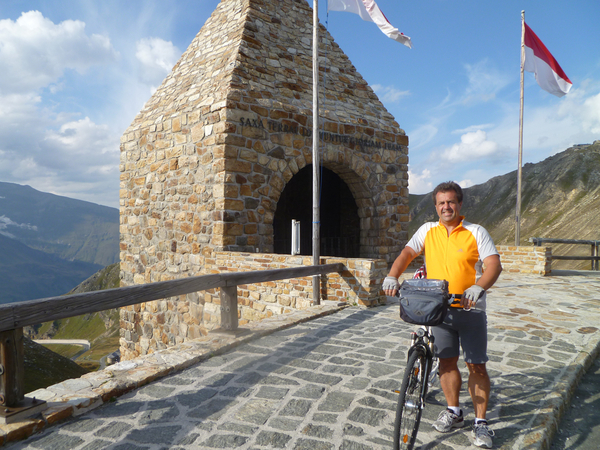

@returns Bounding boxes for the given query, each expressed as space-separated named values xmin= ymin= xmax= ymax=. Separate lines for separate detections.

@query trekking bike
xmin=393 ymin=325 xmax=437 ymax=450
xmin=392 ymin=284 xmax=483 ymax=450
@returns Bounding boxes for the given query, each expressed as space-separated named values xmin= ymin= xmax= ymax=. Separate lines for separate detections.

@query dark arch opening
xmin=273 ymin=165 xmax=360 ymax=257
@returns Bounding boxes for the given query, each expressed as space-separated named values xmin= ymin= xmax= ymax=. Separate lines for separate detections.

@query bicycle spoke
xmin=394 ymin=350 xmax=427 ymax=450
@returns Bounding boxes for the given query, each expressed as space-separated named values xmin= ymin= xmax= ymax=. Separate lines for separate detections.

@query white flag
xmin=328 ymin=0 xmax=412 ymax=48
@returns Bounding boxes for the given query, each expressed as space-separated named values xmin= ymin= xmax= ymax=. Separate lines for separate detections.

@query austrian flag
xmin=523 ymin=22 xmax=572 ymax=97
xmin=328 ymin=0 xmax=412 ymax=48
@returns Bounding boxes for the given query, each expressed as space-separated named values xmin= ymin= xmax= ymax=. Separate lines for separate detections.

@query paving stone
xmin=291 ymin=371 xmax=342 ymax=385
xmin=293 ymin=438 xmax=334 ymax=450
xmin=81 ymin=440 xmax=112 ymax=450
xmin=312 ymin=413 xmax=339 ymax=423
xmin=268 ymin=417 xmax=302 ymax=431
xmin=201 ymin=434 xmax=249 ymax=448
xmin=217 ymin=422 xmax=258 ymax=434
xmin=339 ymin=439 xmax=374 ymax=450
xmin=347 ymin=407 xmax=389 ymax=426
xmin=234 ymin=399 xmax=277 ymax=424
xmin=281 ymin=399 xmax=313 ymax=416
xmin=188 ymin=398 xmax=237 ymax=421
xmin=302 ymin=424 xmax=334 ymax=439
xmin=293 ymin=384 xmax=326 ymax=399
xmin=94 ymin=421 xmax=133 ymax=438
xmin=61 ymin=417 xmax=105 ymax=433
xmin=127 ymin=425 xmax=182 ymax=444
xmin=318 ymin=392 xmax=354 ymax=412
xmin=255 ymin=430 xmax=292 ymax=447
xmin=28 ymin=433 xmax=85 ymax=450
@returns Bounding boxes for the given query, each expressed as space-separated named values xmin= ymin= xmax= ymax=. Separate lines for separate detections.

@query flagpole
xmin=516 ymin=10 xmax=525 ymax=246
xmin=312 ymin=0 xmax=321 ymax=305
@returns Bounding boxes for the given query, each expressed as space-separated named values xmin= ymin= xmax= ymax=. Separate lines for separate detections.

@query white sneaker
xmin=432 ymin=408 xmax=465 ymax=433
xmin=472 ymin=422 xmax=494 ymax=448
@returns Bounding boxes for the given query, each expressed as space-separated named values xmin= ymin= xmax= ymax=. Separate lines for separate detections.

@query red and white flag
xmin=328 ymin=0 xmax=412 ymax=49
xmin=523 ymin=22 xmax=571 ymax=97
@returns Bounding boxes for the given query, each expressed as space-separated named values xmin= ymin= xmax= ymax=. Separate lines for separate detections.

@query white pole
xmin=516 ymin=10 xmax=525 ymax=246
xmin=312 ymin=0 xmax=321 ymax=305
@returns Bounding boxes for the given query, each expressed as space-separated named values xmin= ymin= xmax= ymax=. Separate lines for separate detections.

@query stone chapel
xmin=119 ymin=0 xmax=409 ymax=358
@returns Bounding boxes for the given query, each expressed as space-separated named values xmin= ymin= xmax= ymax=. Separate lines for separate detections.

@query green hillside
xmin=26 ymin=263 xmax=121 ymax=372
xmin=24 ymin=338 xmax=89 ymax=393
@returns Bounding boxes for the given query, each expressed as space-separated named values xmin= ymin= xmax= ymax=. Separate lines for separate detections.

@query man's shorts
xmin=431 ymin=308 xmax=488 ymax=364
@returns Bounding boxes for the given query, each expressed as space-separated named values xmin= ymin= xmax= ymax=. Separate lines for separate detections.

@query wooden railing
xmin=530 ymin=238 xmax=600 ymax=270
xmin=0 ymin=263 xmax=344 ymax=421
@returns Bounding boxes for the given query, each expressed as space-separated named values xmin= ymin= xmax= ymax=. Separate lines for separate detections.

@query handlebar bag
xmin=398 ymin=279 xmax=450 ymax=326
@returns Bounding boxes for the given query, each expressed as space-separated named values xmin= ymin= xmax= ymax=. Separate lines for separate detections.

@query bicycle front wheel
xmin=393 ymin=349 xmax=427 ymax=450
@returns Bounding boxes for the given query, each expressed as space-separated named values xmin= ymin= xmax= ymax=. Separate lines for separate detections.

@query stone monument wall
xmin=119 ymin=0 xmax=409 ymax=359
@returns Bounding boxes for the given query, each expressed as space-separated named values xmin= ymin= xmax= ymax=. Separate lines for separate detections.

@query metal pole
xmin=516 ymin=10 xmax=525 ymax=246
xmin=312 ymin=0 xmax=321 ymax=304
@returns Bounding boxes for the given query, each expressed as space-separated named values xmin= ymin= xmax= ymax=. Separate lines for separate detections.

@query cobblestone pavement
xmin=5 ymin=272 xmax=600 ymax=449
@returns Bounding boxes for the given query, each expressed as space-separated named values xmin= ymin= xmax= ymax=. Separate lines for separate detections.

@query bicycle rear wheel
xmin=393 ymin=349 xmax=427 ymax=450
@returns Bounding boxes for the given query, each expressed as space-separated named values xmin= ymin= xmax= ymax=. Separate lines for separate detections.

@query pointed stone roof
xmin=126 ymin=0 xmax=404 ymax=137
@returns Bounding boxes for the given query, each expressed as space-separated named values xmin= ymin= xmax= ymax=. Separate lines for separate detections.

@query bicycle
xmin=392 ymin=280 xmax=483 ymax=450
xmin=393 ymin=324 xmax=437 ymax=450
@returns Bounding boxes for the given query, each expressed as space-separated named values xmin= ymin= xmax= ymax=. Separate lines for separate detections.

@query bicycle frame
xmin=408 ymin=327 xmax=436 ymax=408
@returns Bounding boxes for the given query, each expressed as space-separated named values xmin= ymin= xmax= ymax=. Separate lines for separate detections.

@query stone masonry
xmin=119 ymin=0 xmax=409 ymax=358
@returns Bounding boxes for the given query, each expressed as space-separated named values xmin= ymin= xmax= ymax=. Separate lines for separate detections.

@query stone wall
xmin=497 ymin=245 xmax=552 ymax=275
xmin=119 ymin=0 xmax=410 ymax=359
xmin=119 ymin=253 xmax=388 ymax=359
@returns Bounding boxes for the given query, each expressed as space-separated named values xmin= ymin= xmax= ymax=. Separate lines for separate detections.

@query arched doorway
xmin=273 ymin=165 xmax=360 ymax=257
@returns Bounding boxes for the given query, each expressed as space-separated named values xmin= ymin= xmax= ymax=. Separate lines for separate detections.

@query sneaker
xmin=472 ymin=422 xmax=495 ymax=448
xmin=432 ymin=408 xmax=465 ymax=433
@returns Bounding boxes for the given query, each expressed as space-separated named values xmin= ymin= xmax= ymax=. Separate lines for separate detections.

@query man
xmin=383 ymin=181 xmax=502 ymax=449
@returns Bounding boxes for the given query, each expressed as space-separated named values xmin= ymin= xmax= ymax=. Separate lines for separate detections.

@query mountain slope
xmin=24 ymin=338 xmax=89 ymax=393
xmin=26 ymin=263 xmax=121 ymax=371
xmin=0 ymin=233 xmax=102 ymax=303
xmin=0 ymin=182 xmax=119 ymax=266
xmin=409 ymin=141 xmax=600 ymax=269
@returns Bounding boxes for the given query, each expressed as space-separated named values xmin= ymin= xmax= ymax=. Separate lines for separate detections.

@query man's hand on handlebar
xmin=383 ymin=276 xmax=400 ymax=296
xmin=462 ymin=284 xmax=485 ymax=310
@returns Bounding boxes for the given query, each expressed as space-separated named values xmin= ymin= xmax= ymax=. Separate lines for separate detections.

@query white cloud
xmin=457 ymin=179 xmax=473 ymax=189
xmin=452 ymin=123 xmax=494 ymax=135
xmin=0 ymin=11 xmax=117 ymax=94
xmin=136 ymin=37 xmax=181 ymax=87
xmin=0 ymin=215 xmax=38 ymax=237
xmin=40 ymin=118 xmax=120 ymax=178
xmin=408 ymin=168 xmax=433 ymax=193
xmin=407 ymin=123 xmax=438 ymax=151
xmin=372 ymin=84 xmax=410 ymax=103
xmin=461 ymin=59 xmax=510 ymax=105
xmin=441 ymin=130 xmax=500 ymax=163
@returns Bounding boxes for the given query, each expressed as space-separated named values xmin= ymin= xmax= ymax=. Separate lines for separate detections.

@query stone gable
xmin=119 ymin=0 xmax=409 ymax=357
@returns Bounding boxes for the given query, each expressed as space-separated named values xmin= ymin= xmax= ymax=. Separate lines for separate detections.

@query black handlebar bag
xmin=398 ymin=279 xmax=450 ymax=326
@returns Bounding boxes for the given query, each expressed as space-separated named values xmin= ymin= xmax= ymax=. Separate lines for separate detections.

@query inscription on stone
xmin=240 ymin=117 xmax=403 ymax=151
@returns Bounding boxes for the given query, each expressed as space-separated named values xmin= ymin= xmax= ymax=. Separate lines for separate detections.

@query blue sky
xmin=1 ymin=0 xmax=599 ymax=208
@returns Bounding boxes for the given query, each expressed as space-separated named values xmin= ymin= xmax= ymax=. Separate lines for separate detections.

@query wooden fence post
xmin=0 ymin=328 xmax=24 ymax=407
xmin=220 ymin=286 xmax=238 ymax=331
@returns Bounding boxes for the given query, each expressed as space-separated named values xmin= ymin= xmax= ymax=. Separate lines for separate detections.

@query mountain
xmin=25 ymin=263 xmax=121 ymax=372
xmin=409 ymin=141 xmax=600 ymax=269
xmin=0 ymin=182 xmax=119 ymax=266
xmin=0 ymin=182 xmax=119 ymax=303
xmin=24 ymin=337 xmax=89 ymax=393
xmin=0 ymin=233 xmax=102 ymax=303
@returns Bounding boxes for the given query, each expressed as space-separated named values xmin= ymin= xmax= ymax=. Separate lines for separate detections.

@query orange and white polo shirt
xmin=406 ymin=217 xmax=499 ymax=300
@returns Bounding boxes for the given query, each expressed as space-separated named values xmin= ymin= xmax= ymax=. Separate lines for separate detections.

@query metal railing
xmin=0 ymin=263 xmax=344 ymax=422
xmin=530 ymin=238 xmax=600 ymax=270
